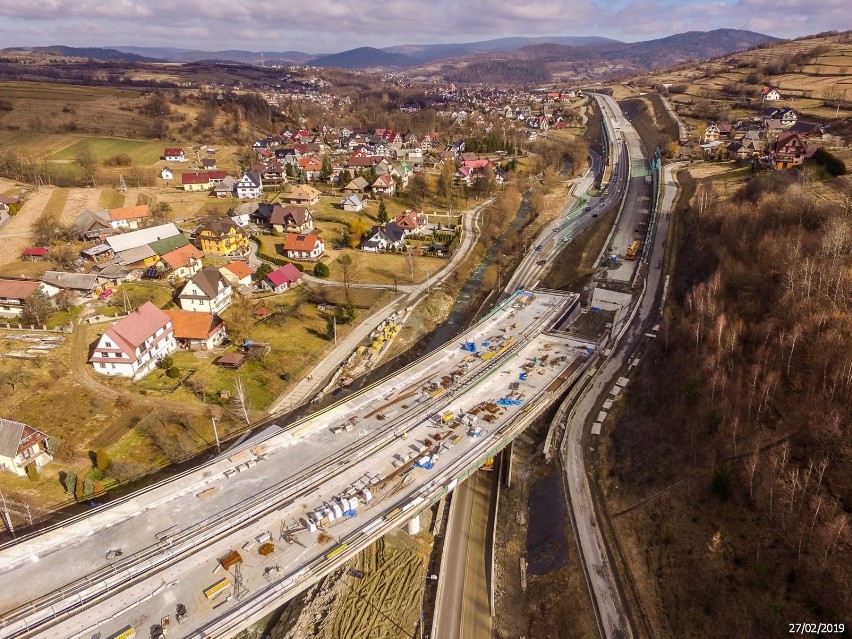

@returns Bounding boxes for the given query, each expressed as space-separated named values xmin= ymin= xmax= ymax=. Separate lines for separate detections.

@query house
xmin=361 ymin=223 xmax=406 ymax=252
xmin=0 ymin=193 xmax=19 ymax=216
xmin=0 ymin=418 xmax=52 ymax=477
xmin=163 ymin=309 xmax=227 ymax=351
xmin=160 ymin=244 xmax=204 ymax=281
xmin=773 ymin=132 xmax=816 ymax=169
xmin=213 ymin=176 xmax=237 ymax=198
xmin=270 ymin=206 xmax=314 ymax=233
xmin=177 ymin=266 xmax=233 ymax=314
xmin=393 ymin=211 xmax=428 ymax=235
xmin=235 ymin=171 xmax=263 ymax=199
xmin=282 ymin=233 xmax=325 ymax=261
xmin=160 ymin=167 xmax=174 ymax=180
xmin=261 ymin=160 xmax=287 ymax=183
xmin=201 ymin=158 xmax=218 ymax=170
xmin=283 ymin=184 xmax=321 ymax=205
xmin=261 ymin=263 xmax=304 ymax=293
xmin=89 ymin=301 xmax=178 ymax=379
xmin=181 ymin=171 xmax=211 ymax=192
xmin=40 ymin=271 xmax=100 ymax=300
xmin=763 ymin=107 xmax=799 ymax=129
xmin=219 ymin=261 xmax=255 ymax=288
xmin=108 ymin=205 xmax=151 ymax=230
xmin=339 ymin=194 xmax=365 ymax=212
xmin=344 ymin=176 xmax=370 ymax=195
xmin=372 ymin=174 xmax=396 ymax=196
xmin=0 ymin=278 xmax=43 ymax=317
xmin=104 ymin=223 xmax=181 ymax=260
xmin=249 ymin=202 xmax=276 ymax=227
xmin=298 ymin=156 xmax=324 ymax=181
xmin=194 ymin=219 xmax=248 ymax=255
xmin=163 ymin=148 xmax=186 ymax=162
xmin=761 ymin=86 xmax=781 ymax=101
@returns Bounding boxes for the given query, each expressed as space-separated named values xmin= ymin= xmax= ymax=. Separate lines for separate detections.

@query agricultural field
xmin=49 ymin=136 xmax=184 ymax=166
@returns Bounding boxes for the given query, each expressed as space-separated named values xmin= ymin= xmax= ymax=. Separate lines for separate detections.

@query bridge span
xmin=0 ymin=288 xmax=590 ymax=639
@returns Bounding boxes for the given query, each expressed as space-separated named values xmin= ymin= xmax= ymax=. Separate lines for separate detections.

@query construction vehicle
xmin=625 ymin=240 xmax=641 ymax=260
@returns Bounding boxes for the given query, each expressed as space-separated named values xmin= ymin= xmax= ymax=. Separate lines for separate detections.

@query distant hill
xmin=383 ymin=35 xmax=621 ymax=62
xmin=109 ymin=46 xmax=311 ymax=65
xmin=446 ymin=29 xmax=781 ymax=83
xmin=309 ymin=47 xmax=419 ymax=69
xmin=11 ymin=46 xmax=160 ymax=62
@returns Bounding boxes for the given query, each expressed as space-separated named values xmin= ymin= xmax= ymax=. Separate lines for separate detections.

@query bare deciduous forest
xmin=607 ymin=172 xmax=851 ymax=637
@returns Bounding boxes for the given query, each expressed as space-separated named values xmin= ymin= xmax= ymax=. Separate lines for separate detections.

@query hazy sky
xmin=0 ymin=0 xmax=848 ymax=53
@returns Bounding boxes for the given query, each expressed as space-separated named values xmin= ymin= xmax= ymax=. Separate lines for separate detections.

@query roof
xmin=345 ymin=177 xmax=370 ymax=190
xmin=286 ymin=185 xmax=321 ymax=201
xmin=184 ymin=266 xmax=230 ymax=299
xmin=116 ymin=245 xmax=157 ymax=265
xmin=238 ymin=171 xmax=262 ymax=187
xmin=182 ymin=172 xmax=209 ymax=185
xmin=217 ymin=352 xmax=246 ymax=368
xmin=106 ymin=223 xmax=181 ymax=253
xmin=96 ymin=302 xmax=171 ymax=360
xmin=0 ymin=194 xmax=19 ymax=205
xmin=22 ymin=247 xmax=49 ymax=257
xmin=72 ymin=209 xmax=111 ymax=235
xmin=108 ymin=205 xmax=150 ymax=222
xmin=270 ymin=205 xmax=312 ymax=227
xmin=148 ymin=233 xmax=189 ymax=256
xmin=161 ymin=243 xmax=203 ymax=269
xmin=265 ymin=263 xmax=303 ymax=287
xmin=283 ymin=233 xmax=322 ymax=252
xmin=222 ymin=261 xmax=254 ymax=280
xmin=164 ymin=148 xmax=184 ymax=156
xmin=197 ymin=218 xmax=243 ymax=240
xmin=41 ymin=271 xmax=99 ymax=291
xmin=0 ymin=278 xmax=41 ymax=300
xmin=340 ymin=194 xmax=363 ymax=207
xmin=0 ymin=418 xmax=47 ymax=459
xmin=163 ymin=309 xmax=222 ymax=340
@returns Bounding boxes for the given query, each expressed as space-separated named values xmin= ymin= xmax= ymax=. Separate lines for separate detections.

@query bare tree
xmin=233 ymin=375 xmax=251 ymax=425
xmin=337 ymin=253 xmax=359 ymax=306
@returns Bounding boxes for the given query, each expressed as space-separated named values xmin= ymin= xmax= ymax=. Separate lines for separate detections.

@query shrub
xmin=83 ymin=478 xmax=94 ymax=499
xmin=87 ymin=468 xmax=106 ymax=481
xmin=94 ymin=449 xmax=111 ymax=472
xmin=158 ymin=356 xmax=174 ymax=370
xmin=25 ymin=463 xmax=38 ymax=481
xmin=63 ymin=471 xmax=77 ymax=498
xmin=314 ymin=262 xmax=330 ymax=278
xmin=166 ymin=367 xmax=181 ymax=379
xmin=47 ymin=436 xmax=65 ymax=457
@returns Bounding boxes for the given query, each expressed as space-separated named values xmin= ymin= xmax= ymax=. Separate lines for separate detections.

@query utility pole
xmin=0 ymin=490 xmax=14 ymax=539
xmin=333 ymin=315 xmax=338 ymax=345
xmin=211 ymin=415 xmax=221 ymax=454
xmin=424 ymin=268 xmax=431 ymax=293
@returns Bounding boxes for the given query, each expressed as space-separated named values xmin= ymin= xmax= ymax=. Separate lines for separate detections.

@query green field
xmin=49 ymin=137 xmax=181 ymax=165
xmin=0 ymin=81 xmax=132 ymax=102
xmin=99 ymin=189 xmax=126 ymax=209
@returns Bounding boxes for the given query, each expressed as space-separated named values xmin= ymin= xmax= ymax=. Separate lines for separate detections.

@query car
xmin=584 ymin=206 xmax=591 ymax=212
xmin=552 ymin=226 xmax=559 ymax=232
xmin=536 ymin=259 xmax=547 ymax=266
xmin=561 ymin=237 xmax=570 ymax=243
xmin=592 ymin=213 xmax=598 ymax=218
xmin=98 ymin=288 xmax=113 ymax=300
xmin=535 ymin=244 xmax=543 ymax=252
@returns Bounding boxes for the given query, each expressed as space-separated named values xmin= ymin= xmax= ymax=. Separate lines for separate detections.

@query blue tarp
xmin=463 ymin=340 xmax=477 ymax=352
xmin=343 ymin=510 xmax=357 ymax=517
xmin=519 ymin=373 xmax=528 ymax=381
xmin=497 ymin=397 xmax=523 ymax=406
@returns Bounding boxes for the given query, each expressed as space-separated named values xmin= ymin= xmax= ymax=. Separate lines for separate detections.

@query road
xmin=559 ymin=107 xmax=685 ymax=639
xmin=0 ymin=289 xmax=588 ymax=639
xmin=432 ymin=471 xmax=494 ymax=639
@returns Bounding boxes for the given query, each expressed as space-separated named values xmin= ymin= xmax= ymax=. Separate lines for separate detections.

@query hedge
xmin=257 ymin=252 xmax=305 ymax=272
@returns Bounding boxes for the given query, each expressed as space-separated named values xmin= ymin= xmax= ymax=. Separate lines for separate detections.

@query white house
xmin=89 ymin=301 xmax=178 ymax=379
xmin=107 ymin=205 xmax=151 ymax=231
xmin=236 ymin=171 xmax=263 ymax=199
xmin=0 ymin=418 xmax=52 ymax=477
xmin=339 ymin=194 xmax=365 ymax=212
xmin=163 ymin=309 xmax=227 ymax=351
xmin=282 ymin=233 xmax=325 ymax=261
xmin=163 ymin=148 xmax=186 ymax=162
xmin=361 ymin=223 xmax=406 ymax=253
xmin=219 ymin=261 xmax=254 ymax=289
xmin=762 ymin=86 xmax=781 ymax=101
xmin=177 ymin=266 xmax=233 ymax=314
xmin=160 ymin=166 xmax=174 ymax=180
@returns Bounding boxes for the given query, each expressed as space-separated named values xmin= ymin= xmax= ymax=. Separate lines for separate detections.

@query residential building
xmin=773 ymin=132 xmax=816 ymax=169
xmin=195 ymin=219 xmax=248 ymax=255
xmin=269 ymin=206 xmax=314 ymax=233
xmin=339 ymin=194 xmax=365 ymax=212
xmin=344 ymin=176 xmax=370 ymax=195
xmin=361 ymin=223 xmax=406 ymax=252
xmin=219 ymin=261 xmax=255 ymax=288
xmin=177 ymin=266 xmax=233 ymax=314
xmin=372 ymin=174 xmax=396 ymax=196
xmin=394 ymin=211 xmax=429 ymax=235
xmin=260 ymin=264 xmax=304 ymax=293
xmin=235 ymin=171 xmax=263 ymax=199
xmin=282 ymin=233 xmax=325 ymax=261
xmin=0 ymin=194 xmax=19 ymax=216
xmin=72 ymin=209 xmax=113 ymax=241
xmin=213 ymin=176 xmax=238 ymax=198
xmin=0 ymin=279 xmax=43 ymax=317
xmin=298 ymin=156 xmax=324 ymax=181
xmin=761 ymin=86 xmax=781 ymax=101
xmin=89 ymin=301 xmax=177 ymax=379
xmin=163 ymin=148 xmax=185 ymax=162
xmin=163 ymin=309 xmax=227 ymax=351
xmin=283 ymin=184 xmax=321 ymax=205
xmin=0 ymin=418 xmax=52 ymax=477
xmin=105 ymin=223 xmax=182 ymax=255
xmin=40 ymin=271 xmax=100 ymax=301
xmin=108 ymin=205 xmax=150 ymax=230
xmin=160 ymin=166 xmax=174 ymax=180
xmin=160 ymin=244 xmax=204 ymax=281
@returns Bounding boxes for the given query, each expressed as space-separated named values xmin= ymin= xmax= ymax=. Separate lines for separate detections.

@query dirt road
xmin=0 ymin=186 xmax=56 ymax=267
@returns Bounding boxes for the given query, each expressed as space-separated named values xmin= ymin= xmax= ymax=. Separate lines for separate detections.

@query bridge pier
xmin=503 ymin=443 xmax=513 ymax=489
xmin=406 ymin=515 xmax=421 ymax=535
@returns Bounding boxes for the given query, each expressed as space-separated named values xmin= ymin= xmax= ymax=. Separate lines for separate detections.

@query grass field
xmin=43 ymin=188 xmax=69 ymax=218
xmin=99 ymin=189 xmax=125 ymax=209
xmin=49 ymin=137 xmax=182 ymax=165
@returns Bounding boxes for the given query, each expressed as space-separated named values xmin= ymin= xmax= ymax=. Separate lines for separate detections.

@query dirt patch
xmin=270 ymin=530 xmax=431 ymax=639
xmin=59 ymin=187 xmax=102 ymax=225
xmin=0 ymin=186 xmax=56 ymax=266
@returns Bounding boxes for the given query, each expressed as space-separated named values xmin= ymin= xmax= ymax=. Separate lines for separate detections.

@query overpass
xmin=0 ymin=289 xmax=590 ymax=639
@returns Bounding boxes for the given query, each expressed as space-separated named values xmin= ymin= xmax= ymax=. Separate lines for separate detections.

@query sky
xmin=0 ymin=0 xmax=849 ymax=53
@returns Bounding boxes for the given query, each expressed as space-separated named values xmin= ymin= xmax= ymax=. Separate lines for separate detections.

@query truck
xmin=625 ymin=240 xmax=641 ymax=260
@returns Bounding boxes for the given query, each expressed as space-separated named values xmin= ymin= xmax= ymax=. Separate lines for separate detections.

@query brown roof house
xmin=269 ymin=205 xmax=314 ymax=234
xmin=0 ymin=418 xmax=52 ymax=477
xmin=108 ymin=205 xmax=151 ymax=230
xmin=219 ymin=261 xmax=255 ymax=288
xmin=89 ymin=301 xmax=177 ymax=379
xmin=160 ymin=244 xmax=204 ymax=282
xmin=177 ymin=266 xmax=233 ymax=314
xmin=164 ymin=309 xmax=227 ymax=351
xmin=0 ymin=278 xmax=44 ymax=318
xmin=283 ymin=184 xmax=321 ymax=206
